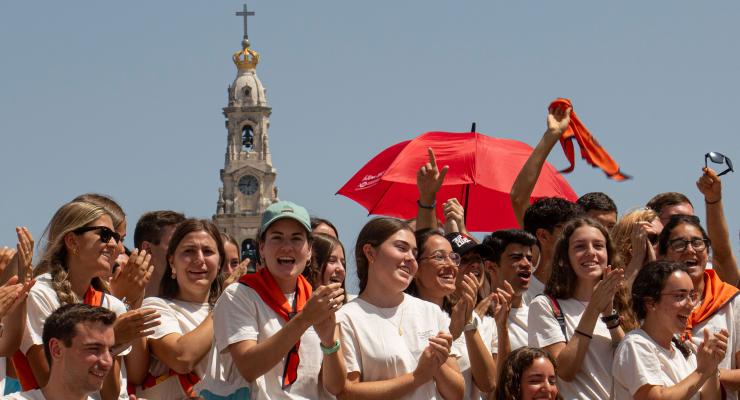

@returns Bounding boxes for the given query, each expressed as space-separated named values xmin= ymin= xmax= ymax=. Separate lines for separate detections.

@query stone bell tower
xmin=214 ymin=4 xmax=277 ymax=262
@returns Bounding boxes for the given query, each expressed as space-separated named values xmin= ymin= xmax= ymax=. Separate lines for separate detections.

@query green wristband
xmin=320 ymin=340 xmax=340 ymax=355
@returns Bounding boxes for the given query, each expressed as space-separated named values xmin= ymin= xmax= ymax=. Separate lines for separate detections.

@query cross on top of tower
xmin=235 ymin=4 xmax=255 ymax=47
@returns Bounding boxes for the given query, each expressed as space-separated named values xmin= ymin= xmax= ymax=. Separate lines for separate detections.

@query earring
xmin=72 ymin=248 xmax=79 ymax=256
xmin=171 ymin=269 xmax=176 ymax=279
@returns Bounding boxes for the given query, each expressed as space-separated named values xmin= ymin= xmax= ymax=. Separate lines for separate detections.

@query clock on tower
xmin=214 ymin=4 xmax=277 ymax=264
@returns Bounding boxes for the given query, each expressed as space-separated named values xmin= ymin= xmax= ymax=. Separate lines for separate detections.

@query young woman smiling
xmin=324 ymin=218 xmax=463 ymax=400
xmin=20 ymin=200 xmax=160 ymax=399
xmin=494 ymin=347 xmax=562 ymax=400
xmin=304 ymin=233 xmax=346 ymax=299
xmin=658 ymin=215 xmax=740 ymax=398
xmin=406 ymin=229 xmax=497 ymax=398
xmin=197 ymin=201 xmax=344 ymax=399
xmin=128 ymin=219 xmax=224 ymax=399
xmin=612 ymin=260 xmax=727 ymax=399
xmin=528 ymin=217 xmax=625 ymax=399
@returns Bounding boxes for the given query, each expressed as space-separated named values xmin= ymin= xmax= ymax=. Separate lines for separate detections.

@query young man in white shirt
xmin=518 ymin=198 xmax=582 ymax=304
xmin=4 ymin=304 xmax=116 ymax=400
xmin=133 ymin=210 xmax=186 ymax=298
xmin=483 ymin=229 xmax=537 ymax=351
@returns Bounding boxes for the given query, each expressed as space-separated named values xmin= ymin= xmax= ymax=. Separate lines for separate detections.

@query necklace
xmin=371 ymin=302 xmax=405 ymax=336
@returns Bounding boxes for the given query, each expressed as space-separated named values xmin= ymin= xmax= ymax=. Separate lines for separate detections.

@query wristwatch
xmin=464 ymin=314 xmax=481 ymax=333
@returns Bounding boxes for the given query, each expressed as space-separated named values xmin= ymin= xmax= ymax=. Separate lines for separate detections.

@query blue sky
xmin=2 ymin=2 xmax=738 ymax=292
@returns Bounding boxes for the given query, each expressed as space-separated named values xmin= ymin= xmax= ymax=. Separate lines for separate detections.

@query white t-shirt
xmin=138 ymin=297 xmax=212 ymax=399
xmin=0 ymin=357 xmax=6 ymax=395
xmin=1 ymin=389 xmax=95 ymax=400
xmin=507 ymin=304 xmax=529 ymax=351
xmin=689 ymin=294 xmax=740 ymax=400
xmin=21 ymin=273 xmax=129 ymax=400
xmin=488 ymin=303 xmax=528 ymax=357
xmin=452 ymin=315 xmax=495 ymax=400
xmin=337 ymin=294 xmax=452 ymax=400
xmin=196 ymin=283 xmax=331 ymax=399
xmin=528 ymin=296 xmax=613 ymax=400
xmin=522 ymin=275 xmax=545 ymax=306
xmin=613 ymin=329 xmax=698 ymax=400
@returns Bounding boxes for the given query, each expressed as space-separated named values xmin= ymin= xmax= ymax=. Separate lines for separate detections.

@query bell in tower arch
xmin=242 ymin=125 xmax=254 ymax=151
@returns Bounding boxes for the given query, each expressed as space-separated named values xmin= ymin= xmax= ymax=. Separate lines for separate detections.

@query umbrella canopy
xmin=337 ymin=131 xmax=578 ymax=232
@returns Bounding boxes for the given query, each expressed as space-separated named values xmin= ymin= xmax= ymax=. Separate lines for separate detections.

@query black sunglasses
xmin=73 ymin=226 xmax=121 ymax=244
xmin=705 ymin=152 xmax=734 ymax=177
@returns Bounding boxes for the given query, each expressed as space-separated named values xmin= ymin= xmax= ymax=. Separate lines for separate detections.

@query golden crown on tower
xmin=233 ymin=39 xmax=260 ymax=70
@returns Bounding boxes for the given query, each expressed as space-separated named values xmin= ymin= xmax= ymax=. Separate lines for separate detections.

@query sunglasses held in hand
xmin=705 ymin=152 xmax=734 ymax=177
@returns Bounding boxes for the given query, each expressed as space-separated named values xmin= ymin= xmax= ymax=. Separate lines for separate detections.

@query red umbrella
xmin=337 ymin=131 xmax=578 ymax=232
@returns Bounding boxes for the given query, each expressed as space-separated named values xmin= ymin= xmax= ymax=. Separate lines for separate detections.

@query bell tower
xmin=214 ymin=4 xmax=277 ymax=263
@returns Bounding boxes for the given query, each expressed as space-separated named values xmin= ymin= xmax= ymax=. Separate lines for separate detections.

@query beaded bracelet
xmin=320 ymin=340 xmax=341 ymax=355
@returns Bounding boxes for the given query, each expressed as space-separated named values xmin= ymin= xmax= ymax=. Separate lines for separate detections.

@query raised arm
xmin=0 ymin=227 xmax=36 ymax=356
xmin=416 ymin=148 xmax=448 ymax=231
xmin=510 ymin=105 xmax=571 ymax=227
xmin=696 ymin=167 xmax=739 ymax=286
xmin=443 ymin=198 xmax=468 ymax=236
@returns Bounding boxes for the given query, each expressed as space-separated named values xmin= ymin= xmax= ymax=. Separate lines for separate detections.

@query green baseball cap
xmin=260 ymin=200 xmax=311 ymax=234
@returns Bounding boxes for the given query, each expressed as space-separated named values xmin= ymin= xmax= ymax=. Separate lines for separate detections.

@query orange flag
xmin=550 ymin=98 xmax=630 ymax=181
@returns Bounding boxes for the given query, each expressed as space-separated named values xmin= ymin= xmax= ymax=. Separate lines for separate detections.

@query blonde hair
xmin=611 ymin=208 xmax=658 ymax=267
xmin=37 ymin=201 xmax=111 ymax=305
xmin=72 ymin=193 xmax=125 ymax=229
xmin=610 ymin=207 xmax=658 ymax=332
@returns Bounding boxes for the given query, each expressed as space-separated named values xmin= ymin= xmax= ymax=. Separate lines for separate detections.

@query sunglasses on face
xmin=705 ymin=151 xmax=734 ymax=177
xmin=73 ymin=226 xmax=121 ymax=245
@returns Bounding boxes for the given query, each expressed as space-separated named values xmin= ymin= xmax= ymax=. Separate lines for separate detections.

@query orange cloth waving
xmin=684 ymin=269 xmax=739 ymax=340
xmin=239 ymin=268 xmax=313 ymax=388
xmin=550 ymin=98 xmax=630 ymax=181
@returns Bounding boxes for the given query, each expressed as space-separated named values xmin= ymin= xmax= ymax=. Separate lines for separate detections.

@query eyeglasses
xmin=705 ymin=152 xmax=734 ymax=177
xmin=419 ymin=251 xmax=461 ymax=266
xmin=73 ymin=226 xmax=121 ymax=244
xmin=660 ymin=290 xmax=699 ymax=306
xmin=668 ymin=238 xmax=708 ymax=253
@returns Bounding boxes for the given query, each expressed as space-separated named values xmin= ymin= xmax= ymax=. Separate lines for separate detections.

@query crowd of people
xmin=0 ymin=105 xmax=736 ymax=400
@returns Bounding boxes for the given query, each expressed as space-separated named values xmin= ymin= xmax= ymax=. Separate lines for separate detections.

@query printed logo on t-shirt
xmin=418 ymin=329 xmax=435 ymax=341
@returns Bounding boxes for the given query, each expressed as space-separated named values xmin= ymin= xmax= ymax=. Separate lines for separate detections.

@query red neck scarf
xmin=14 ymin=285 xmax=105 ymax=391
xmin=239 ymin=268 xmax=313 ymax=388
xmin=550 ymin=98 xmax=630 ymax=181
xmin=685 ymin=269 xmax=739 ymax=340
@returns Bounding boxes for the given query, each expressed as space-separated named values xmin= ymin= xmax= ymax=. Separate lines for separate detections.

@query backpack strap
xmin=536 ymin=293 xmax=568 ymax=343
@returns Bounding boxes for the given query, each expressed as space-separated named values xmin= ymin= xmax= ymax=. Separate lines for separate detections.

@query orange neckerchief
xmin=239 ymin=268 xmax=312 ymax=388
xmin=14 ymin=285 xmax=105 ymax=391
xmin=141 ymin=369 xmax=200 ymax=397
xmin=550 ymin=98 xmax=630 ymax=181
xmin=685 ymin=269 xmax=739 ymax=340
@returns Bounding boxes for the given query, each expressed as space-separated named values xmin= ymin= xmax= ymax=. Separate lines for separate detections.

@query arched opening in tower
xmin=241 ymin=238 xmax=259 ymax=273
xmin=242 ymin=125 xmax=254 ymax=151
